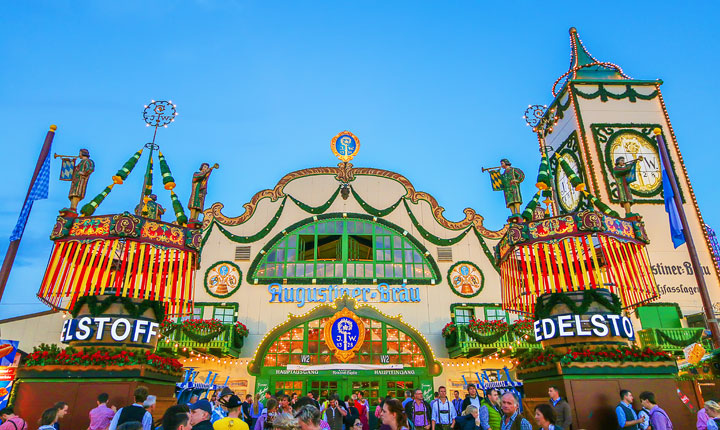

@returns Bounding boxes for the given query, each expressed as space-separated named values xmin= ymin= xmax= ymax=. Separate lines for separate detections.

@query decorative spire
xmin=552 ymin=27 xmax=631 ymax=96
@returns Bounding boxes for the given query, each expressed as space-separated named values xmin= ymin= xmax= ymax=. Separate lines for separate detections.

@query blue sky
xmin=1 ymin=2 xmax=718 ymax=319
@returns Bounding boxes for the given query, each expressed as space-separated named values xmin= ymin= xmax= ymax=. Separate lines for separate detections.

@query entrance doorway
xmin=269 ymin=376 xmax=420 ymax=401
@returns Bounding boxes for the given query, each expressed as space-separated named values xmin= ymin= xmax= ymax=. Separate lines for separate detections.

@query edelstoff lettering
xmin=60 ymin=317 xmax=159 ymax=344
xmin=533 ymin=314 xmax=634 ymax=342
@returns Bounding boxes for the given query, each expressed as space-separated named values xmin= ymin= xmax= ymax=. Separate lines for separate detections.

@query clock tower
xmin=536 ymin=27 xmax=720 ymax=316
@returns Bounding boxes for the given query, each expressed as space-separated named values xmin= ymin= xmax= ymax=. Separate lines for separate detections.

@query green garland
xmin=114 ymin=149 xmax=143 ymax=182
xmin=655 ymin=329 xmax=703 ymax=347
xmin=246 ymin=211 xmax=441 ymax=284
xmin=574 ymin=84 xmax=659 ymax=102
xmin=170 ymin=190 xmax=189 ymax=225
xmin=7 ymin=377 xmax=20 ymax=408
xmin=81 ymin=184 xmax=115 ymax=216
xmin=160 ymin=323 xmax=179 ymax=337
xmin=203 ymin=197 xmax=288 ymax=246
xmin=181 ymin=327 xmax=226 ymax=343
xmin=473 ymin=228 xmax=499 ymax=273
xmin=521 ymin=191 xmax=542 ymax=222
xmin=463 ymin=326 xmax=509 ymax=345
xmin=71 ymin=295 xmax=165 ymax=321
xmin=403 ymin=200 xmax=470 ymax=246
xmin=350 ymin=186 xmax=403 ymax=217
xmin=287 ymin=186 xmax=341 ymax=214
xmin=534 ymin=289 xmax=622 ymax=320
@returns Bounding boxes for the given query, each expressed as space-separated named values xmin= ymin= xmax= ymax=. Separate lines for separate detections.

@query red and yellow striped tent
xmin=496 ymin=210 xmax=658 ymax=315
xmin=39 ymin=212 xmax=202 ymax=316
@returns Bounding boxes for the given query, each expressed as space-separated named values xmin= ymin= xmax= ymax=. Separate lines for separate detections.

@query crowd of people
xmin=10 ymin=383 xmax=720 ymax=430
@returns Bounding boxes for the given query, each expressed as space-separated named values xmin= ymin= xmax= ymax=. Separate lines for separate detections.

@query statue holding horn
xmin=484 ymin=159 xmax=525 ymax=216
xmin=612 ymin=155 xmax=643 ymax=215
xmin=188 ymin=162 xmax=219 ymax=221
xmin=60 ymin=149 xmax=94 ymax=212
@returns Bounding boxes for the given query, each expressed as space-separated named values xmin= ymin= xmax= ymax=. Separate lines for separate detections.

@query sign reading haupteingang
xmin=60 ymin=316 xmax=159 ymax=344
xmin=533 ymin=314 xmax=635 ymax=342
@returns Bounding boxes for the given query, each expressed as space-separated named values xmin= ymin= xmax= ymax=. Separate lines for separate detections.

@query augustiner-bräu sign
xmin=267 ymin=283 xmax=421 ymax=307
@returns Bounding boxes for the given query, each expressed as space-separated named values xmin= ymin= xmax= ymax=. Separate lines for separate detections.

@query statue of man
xmin=499 ymin=159 xmax=525 ymax=215
xmin=612 ymin=156 xmax=642 ymax=215
xmin=68 ymin=148 xmax=94 ymax=211
xmin=135 ymin=194 xmax=165 ymax=220
xmin=188 ymin=163 xmax=217 ymax=221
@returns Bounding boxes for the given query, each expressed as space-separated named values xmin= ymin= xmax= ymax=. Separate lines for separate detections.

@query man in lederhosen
xmin=431 ymin=387 xmax=456 ymax=430
xmin=405 ymin=389 xmax=431 ymax=430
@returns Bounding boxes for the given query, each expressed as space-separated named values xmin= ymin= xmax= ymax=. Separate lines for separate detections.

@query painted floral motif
xmin=603 ymin=217 xmax=634 ymax=238
xmin=205 ymin=261 xmax=241 ymax=298
xmin=447 ymin=262 xmax=484 ymax=298
xmin=142 ymin=221 xmax=184 ymax=246
xmin=69 ymin=217 xmax=111 ymax=237
xmin=528 ymin=216 xmax=576 ymax=238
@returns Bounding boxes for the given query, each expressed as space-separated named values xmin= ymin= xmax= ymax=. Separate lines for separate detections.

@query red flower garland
xmin=518 ymin=346 xmax=673 ymax=368
xmin=23 ymin=344 xmax=183 ymax=372
xmin=441 ymin=322 xmax=457 ymax=338
xmin=511 ymin=319 xmax=534 ymax=332
xmin=468 ymin=319 xmax=508 ymax=333
xmin=234 ymin=321 xmax=249 ymax=337
xmin=181 ymin=318 xmax=224 ymax=332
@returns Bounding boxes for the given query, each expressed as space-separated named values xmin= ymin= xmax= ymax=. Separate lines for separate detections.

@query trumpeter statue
xmin=188 ymin=162 xmax=219 ymax=222
xmin=66 ymin=148 xmax=94 ymax=212
xmin=484 ymin=158 xmax=525 ymax=221
xmin=612 ymin=155 xmax=643 ymax=216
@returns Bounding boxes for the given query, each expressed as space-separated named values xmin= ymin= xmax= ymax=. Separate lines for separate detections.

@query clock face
xmin=609 ymin=133 xmax=661 ymax=195
xmin=555 ymin=152 xmax=582 ymax=212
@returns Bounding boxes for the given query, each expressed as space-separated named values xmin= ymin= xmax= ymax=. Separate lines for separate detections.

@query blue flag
xmin=9 ymin=151 xmax=51 ymax=242
xmin=659 ymin=145 xmax=685 ymax=248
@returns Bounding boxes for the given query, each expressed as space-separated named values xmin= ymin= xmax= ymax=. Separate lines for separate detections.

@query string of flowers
xmin=511 ymin=319 xmax=534 ymax=333
xmin=160 ymin=318 xmax=177 ymax=336
xmin=23 ymin=344 xmax=182 ymax=372
xmin=517 ymin=346 xmax=672 ymax=368
xmin=182 ymin=319 xmax=224 ymax=332
xmin=468 ymin=319 xmax=508 ymax=334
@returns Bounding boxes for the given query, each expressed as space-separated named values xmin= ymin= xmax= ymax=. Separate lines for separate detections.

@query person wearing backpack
xmin=0 ymin=407 xmax=27 ymax=430
xmin=639 ymin=392 xmax=673 ymax=430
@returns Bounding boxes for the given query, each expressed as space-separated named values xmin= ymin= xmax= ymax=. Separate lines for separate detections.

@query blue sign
xmin=331 ymin=131 xmax=360 ymax=162
xmin=331 ymin=317 xmax=360 ymax=351
xmin=335 ymin=136 xmax=356 ymax=158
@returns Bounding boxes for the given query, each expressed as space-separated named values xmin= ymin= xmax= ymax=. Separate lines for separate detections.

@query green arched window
xmin=249 ymin=214 xmax=439 ymax=283
xmin=263 ymin=316 xmax=427 ymax=367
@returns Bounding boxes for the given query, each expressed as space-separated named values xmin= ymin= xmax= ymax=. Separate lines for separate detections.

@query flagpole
xmin=0 ymin=125 xmax=57 ymax=302
xmin=653 ymin=128 xmax=720 ymax=348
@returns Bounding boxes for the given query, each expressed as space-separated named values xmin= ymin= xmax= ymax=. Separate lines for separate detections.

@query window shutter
xmin=235 ymin=246 xmax=251 ymax=261
xmin=437 ymin=247 xmax=453 ymax=262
